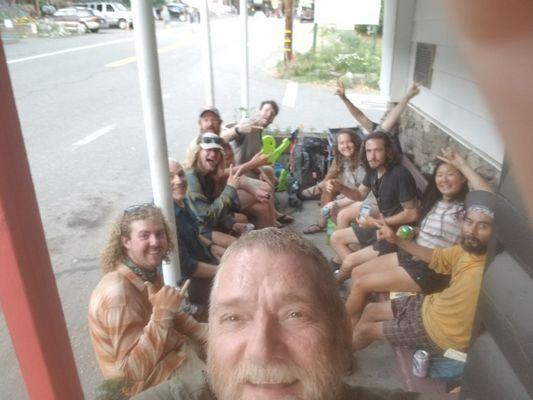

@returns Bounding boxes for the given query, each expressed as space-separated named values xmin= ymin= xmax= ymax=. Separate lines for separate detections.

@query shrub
xmin=276 ymin=27 xmax=381 ymax=90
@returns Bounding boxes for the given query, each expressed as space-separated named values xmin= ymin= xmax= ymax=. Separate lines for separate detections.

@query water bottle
xmin=326 ymin=218 xmax=336 ymax=244
xmin=321 ymin=204 xmax=331 ymax=219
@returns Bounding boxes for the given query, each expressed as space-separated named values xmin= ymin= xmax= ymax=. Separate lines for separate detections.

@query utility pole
xmin=240 ymin=0 xmax=249 ymax=117
xmin=284 ymin=0 xmax=293 ymax=64
xmin=32 ymin=0 xmax=41 ymax=18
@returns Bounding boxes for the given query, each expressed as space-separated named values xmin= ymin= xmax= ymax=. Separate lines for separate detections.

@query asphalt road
xmin=1 ymin=15 xmax=386 ymax=399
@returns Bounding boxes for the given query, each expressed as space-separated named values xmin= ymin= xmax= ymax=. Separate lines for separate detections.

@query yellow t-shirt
xmin=422 ymin=245 xmax=486 ymax=351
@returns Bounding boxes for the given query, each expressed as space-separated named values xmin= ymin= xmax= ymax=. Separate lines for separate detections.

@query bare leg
xmin=212 ymin=231 xmax=236 ymax=248
xmin=337 ymin=251 xmax=396 ymax=284
xmin=246 ymin=201 xmax=276 ymax=228
xmin=346 ymin=259 xmax=420 ymax=321
xmin=233 ymin=212 xmax=248 ymax=223
xmin=336 ymin=245 xmax=379 ymax=283
xmin=236 ymin=190 xmax=275 ymax=227
xmin=330 ymin=227 xmax=361 ymax=263
xmin=259 ymin=165 xmax=277 ymax=187
xmin=209 ymin=244 xmax=224 ymax=261
xmin=194 ymin=263 xmax=218 ymax=278
xmin=336 ymin=201 xmax=362 ymax=229
xmin=352 ymin=301 xmax=393 ymax=351
xmin=237 ymin=189 xmax=257 ymax=210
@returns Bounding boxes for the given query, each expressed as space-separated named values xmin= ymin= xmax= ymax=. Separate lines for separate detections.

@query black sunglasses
xmin=201 ymin=135 xmax=222 ymax=145
xmin=124 ymin=203 xmax=154 ymax=214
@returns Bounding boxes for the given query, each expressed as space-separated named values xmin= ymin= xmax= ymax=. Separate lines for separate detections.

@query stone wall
xmin=399 ymin=107 xmax=501 ymax=189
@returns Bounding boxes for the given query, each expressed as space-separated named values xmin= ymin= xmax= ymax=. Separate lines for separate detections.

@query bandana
xmin=465 ymin=190 xmax=496 ymax=219
xmin=123 ymin=257 xmax=158 ymax=283
xmin=466 ymin=205 xmax=494 ymax=218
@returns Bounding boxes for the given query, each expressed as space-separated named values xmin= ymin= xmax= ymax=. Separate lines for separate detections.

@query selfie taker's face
xmin=208 ymin=249 xmax=342 ymax=400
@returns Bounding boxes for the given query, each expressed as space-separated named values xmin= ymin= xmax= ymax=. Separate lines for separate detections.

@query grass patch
xmin=276 ymin=27 xmax=381 ymax=90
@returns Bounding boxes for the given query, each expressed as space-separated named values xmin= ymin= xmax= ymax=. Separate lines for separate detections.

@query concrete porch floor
xmin=279 ymin=192 xmax=406 ymax=391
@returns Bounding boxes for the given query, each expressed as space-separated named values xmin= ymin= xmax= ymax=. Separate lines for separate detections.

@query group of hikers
xmin=87 ymin=81 xmax=496 ymax=399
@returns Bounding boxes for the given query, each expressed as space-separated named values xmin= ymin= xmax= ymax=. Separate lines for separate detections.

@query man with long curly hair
xmin=329 ymin=131 xmax=420 ymax=276
xmin=88 ymin=204 xmax=209 ymax=397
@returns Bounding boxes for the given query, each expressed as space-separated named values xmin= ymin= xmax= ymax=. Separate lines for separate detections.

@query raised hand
xmin=406 ymin=82 xmax=422 ymax=99
xmin=227 ymin=164 xmax=243 ymax=189
xmin=437 ymin=148 xmax=467 ymax=170
xmin=145 ymin=282 xmax=187 ymax=312
xmin=236 ymin=121 xmax=264 ymax=134
xmin=249 ymin=152 xmax=270 ymax=168
xmin=335 ymin=80 xmax=346 ymax=98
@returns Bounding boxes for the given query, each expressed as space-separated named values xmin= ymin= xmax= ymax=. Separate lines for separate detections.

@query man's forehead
xmin=200 ymin=111 xmax=219 ymax=119
xmin=465 ymin=210 xmax=493 ymax=224
xmin=169 ymin=160 xmax=182 ymax=172
xmin=215 ymin=249 xmax=315 ymax=297
xmin=365 ymin=138 xmax=384 ymax=149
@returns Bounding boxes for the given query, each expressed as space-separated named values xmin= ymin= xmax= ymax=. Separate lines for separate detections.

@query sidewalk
xmin=283 ymin=195 xmax=406 ymax=391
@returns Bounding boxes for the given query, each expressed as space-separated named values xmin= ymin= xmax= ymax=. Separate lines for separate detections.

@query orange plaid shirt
xmin=88 ymin=264 xmax=207 ymax=396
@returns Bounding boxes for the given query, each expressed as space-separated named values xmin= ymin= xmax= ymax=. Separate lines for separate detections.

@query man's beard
xmin=207 ymin=348 xmax=344 ymax=400
xmin=460 ymin=235 xmax=487 ymax=255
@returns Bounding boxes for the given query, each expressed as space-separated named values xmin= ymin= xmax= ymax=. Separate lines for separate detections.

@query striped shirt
xmin=88 ymin=264 xmax=207 ymax=396
xmin=417 ymin=200 xmax=463 ymax=249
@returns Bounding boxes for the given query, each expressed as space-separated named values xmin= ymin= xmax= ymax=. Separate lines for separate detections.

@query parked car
xmin=248 ymin=0 xmax=272 ymax=16
xmin=298 ymin=0 xmax=314 ymax=22
xmin=78 ymin=2 xmax=133 ymax=29
xmin=167 ymin=3 xmax=189 ymax=21
xmin=50 ymin=7 xmax=106 ymax=33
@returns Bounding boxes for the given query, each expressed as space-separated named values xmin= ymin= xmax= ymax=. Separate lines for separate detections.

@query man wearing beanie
xmin=352 ymin=190 xmax=495 ymax=354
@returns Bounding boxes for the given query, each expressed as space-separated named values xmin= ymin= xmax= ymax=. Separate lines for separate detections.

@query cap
xmin=465 ymin=190 xmax=496 ymax=219
xmin=199 ymin=132 xmax=223 ymax=151
xmin=199 ymin=106 xmax=221 ymax=119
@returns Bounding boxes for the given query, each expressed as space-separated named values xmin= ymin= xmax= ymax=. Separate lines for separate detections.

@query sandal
xmin=297 ymin=186 xmax=322 ymax=201
xmin=303 ymin=223 xmax=326 ymax=234
xmin=277 ymin=214 xmax=295 ymax=224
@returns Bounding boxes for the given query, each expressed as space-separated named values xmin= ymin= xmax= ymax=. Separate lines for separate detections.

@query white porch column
xmin=380 ymin=0 xmax=416 ymax=102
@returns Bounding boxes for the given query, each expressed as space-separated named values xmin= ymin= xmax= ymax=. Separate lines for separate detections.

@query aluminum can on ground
xmin=243 ymin=223 xmax=255 ymax=233
xmin=413 ymin=350 xmax=429 ymax=378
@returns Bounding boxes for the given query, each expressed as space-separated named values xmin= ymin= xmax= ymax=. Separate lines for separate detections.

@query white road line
xmin=69 ymin=124 xmax=115 ymax=151
xmin=7 ymin=38 xmax=134 ymax=65
xmin=282 ymin=82 xmax=298 ymax=108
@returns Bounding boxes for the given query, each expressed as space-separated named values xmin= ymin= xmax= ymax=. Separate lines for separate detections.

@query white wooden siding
xmin=405 ymin=0 xmax=503 ymax=167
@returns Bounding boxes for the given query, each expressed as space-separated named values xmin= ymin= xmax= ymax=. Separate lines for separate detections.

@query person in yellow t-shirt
xmin=351 ymin=190 xmax=495 ymax=354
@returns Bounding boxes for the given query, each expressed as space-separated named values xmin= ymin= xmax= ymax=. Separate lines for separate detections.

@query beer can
xmin=412 ymin=350 xmax=429 ymax=378
xmin=398 ymin=225 xmax=414 ymax=240
xmin=321 ymin=205 xmax=331 ymax=219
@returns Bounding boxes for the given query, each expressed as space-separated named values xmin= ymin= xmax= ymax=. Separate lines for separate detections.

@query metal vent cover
xmin=414 ymin=42 xmax=436 ymax=88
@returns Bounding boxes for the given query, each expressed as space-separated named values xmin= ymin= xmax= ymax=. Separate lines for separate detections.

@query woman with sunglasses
xmin=343 ymin=149 xmax=493 ymax=324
